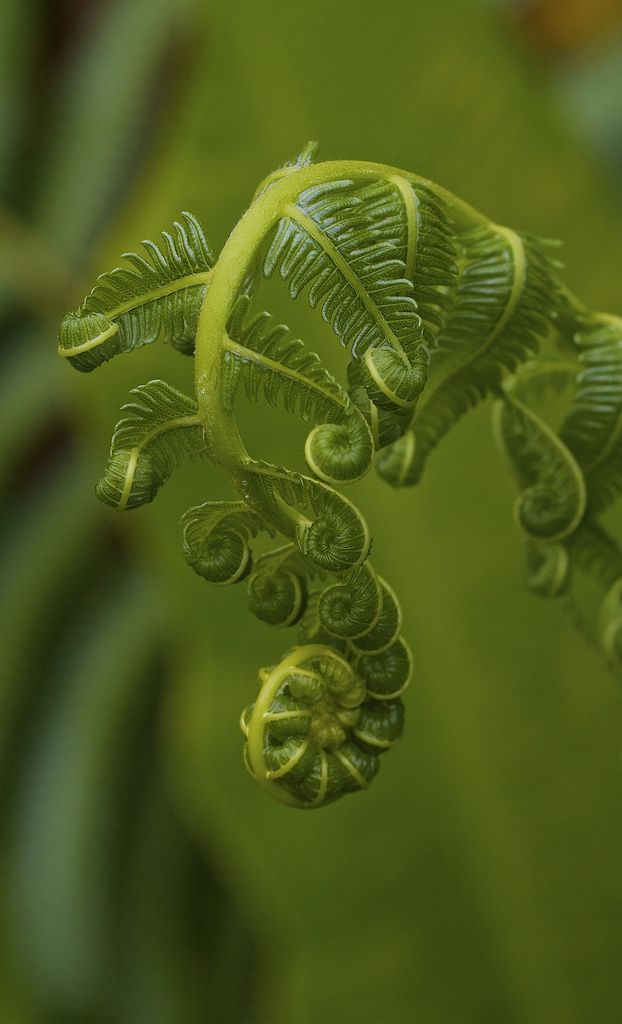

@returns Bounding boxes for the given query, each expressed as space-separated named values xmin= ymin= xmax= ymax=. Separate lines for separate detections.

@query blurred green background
xmin=2 ymin=1 xmax=622 ymax=1021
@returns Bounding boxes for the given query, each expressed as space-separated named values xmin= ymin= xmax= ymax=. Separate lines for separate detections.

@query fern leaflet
xmin=58 ymin=213 xmax=213 ymax=371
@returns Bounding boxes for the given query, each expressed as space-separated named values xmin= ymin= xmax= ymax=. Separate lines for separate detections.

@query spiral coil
xmin=240 ymin=646 xmax=406 ymax=808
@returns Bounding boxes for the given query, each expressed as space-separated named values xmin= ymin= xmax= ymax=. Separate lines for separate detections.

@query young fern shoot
xmin=59 ymin=144 xmax=622 ymax=809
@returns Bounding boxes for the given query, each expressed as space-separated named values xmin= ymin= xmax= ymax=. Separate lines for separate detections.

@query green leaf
xmin=58 ymin=213 xmax=213 ymax=371
xmin=399 ymin=180 xmax=458 ymax=345
xmin=181 ymin=500 xmax=269 ymax=585
xmin=402 ymin=229 xmax=559 ymax=484
xmin=96 ymin=380 xmax=207 ymax=511
xmin=262 ymin=176 xmax=422 ymax=360
xmin=244 ymin=460 xmax=371 ymax=573
xmin=221 ymin=294 xmax=350 ymax=423
xmin=559 ymin=314 xmax=622 ymax=513
xmin=493 ymin=390 xmax=586 ymax=542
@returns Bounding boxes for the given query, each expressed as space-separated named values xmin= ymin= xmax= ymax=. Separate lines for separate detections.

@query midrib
xmin=60 ymin=271 xmax=211 ymax=356
xmin=118 ymin=413 xmax=202 ymax=510
xmin=223 ymin=336 xmax=348 ymax=414
xmin=284 ymin=204 xmax=407 ymax=358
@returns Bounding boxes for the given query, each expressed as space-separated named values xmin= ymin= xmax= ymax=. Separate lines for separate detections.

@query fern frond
xmin=347 ymin=358 xmax=414 ymax=451
xmin=318 ymin=563 xmax=383 ymax=641
xmin=523 ymin=540 xmax=570 ymax=598
xmin=263 ymin=177 xmax=423 ymax=360
xmin=493 ymin=390 xmax=585 ymax=541
xmin=391 ymin=178 xmax=459 ymax=344
xmin=221 ymin=295 xmax=350 ymax=423
xmin=387 ymin=229 xmax=558 ymax=485
xmin=181 ymin=501 xmax=270 ymax=585
xmin=96 ymin=380 xmax=207 ymax=510
xmin=246 ymin=544 xmax=312 ymax=627
xmin=57 ymin=149 xmax=622 ymax=808
xmin=222 ymin=297 xmax=376 ymax=484
xmin=58 ymin=213 xmax=213 ymax=371
xmin=504 ymin=357 xmax=579 ymax=405
xmin=566 ymin=521 xmax=622 ymax=594
xmin=245 ymin=460 xmax=371 ymax=573
xmin=559 ymin=314 xmax=622 ymax=513
xmin=556 ymin=522 xmax=622 ymax=667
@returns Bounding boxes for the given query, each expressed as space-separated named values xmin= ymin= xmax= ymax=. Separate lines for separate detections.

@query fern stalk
xmin=59 ymin=146 xmax=622 ymax=809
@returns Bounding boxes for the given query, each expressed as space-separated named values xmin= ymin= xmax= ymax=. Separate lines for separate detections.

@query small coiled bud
xmin=185 ymin=528 xmax=252 ymax=585
xmin=95 ymin=450 xmax=157 ymax=509
xmin=182 ymin=502 xmax=261 ymax=585
xmin=356 ymin=636 xmax=413 ymax=699
xmin=352 ymin=699 xmax=405 ymax=751
xmin=347 ymin=361 xmax=413 ymax=450
xmin=375 ymin=431 xmax=419 ymax=488
xmin=241 ymin=644 xmax=405 ymax=808
xmin=247 ymin=558 xmax=307 ymax=627
xmin=318 ymin=564 xmax=382 ymax=639
xmin=362 ymin=343 xmax=427 ymax=411
xmin=297 ymin=491 xmax=370 ymax=573
xmin=58 ymin=310 xmax=119 ymax=373
xmin=525 ymin=540 xmax=570 ymax=597
xmin=351 ymin=579 xmax=401 ymax=654
xmin=297 ymin=593 xmax=349 ymax=653
xmin=304 ymin=412 xmax=374 ymax=485
xmin=496 ymin=395 xmax=586 ymax=543
xmin=514 ymin=484 xmax=581 ymax=542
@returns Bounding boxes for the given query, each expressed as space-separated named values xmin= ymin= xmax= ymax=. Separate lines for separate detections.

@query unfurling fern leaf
xmin=58 ymin=213 xmax=213 ymax=371
xmin=493 ymin=387 xmax=586 ymax=541
xmin=262 ymin=177 xmax=421 ymax=358
xmin=59 ymin=145 xmax=622 ymax=809
xmin=221 ymin=295 xmax=375 ymax=483
xmin=223 ymin=295 xmax=344 ymax=416
xmin=242 ymin=460 xmax=372 ymax=573
xmin=240 ymin=645 xmax=405 ymax=808
xmin=559 ymin=312 xmax=622 ymax=513
xmin=96 ymin=381 xmax=207 ymax=510
xmin=246 ymin=545 xmax=309 ymax=627
xmin=181 ymin=501 xmax=270 ymax=585
xmin=381 ymin=228 xmax=559 ymax=487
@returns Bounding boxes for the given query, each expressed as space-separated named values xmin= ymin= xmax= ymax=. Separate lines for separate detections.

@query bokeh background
xmin=2 ymin=1 xmax=622 ymax=1021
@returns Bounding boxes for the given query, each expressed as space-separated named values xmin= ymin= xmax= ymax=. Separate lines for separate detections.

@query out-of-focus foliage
xmin=507 ymin=0 xmax=622 ymax=190
xmin=512 ymin=0 xmax=622 ymax=54
xmin=1 ymin=1 xmax=621 ymax=1022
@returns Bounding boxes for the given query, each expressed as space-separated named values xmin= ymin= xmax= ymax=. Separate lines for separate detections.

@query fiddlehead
xmin=222 ymin=294 xmax=375 ymax=484
xmin=96 ymin=380 xmax=207 ymax=510
xmin=304 ymin=414 xmax=374 ymax=485
xmin=246 ymin=546 xmax=309 ymax=627
xmin=524 ymin=541 xmax=570 ymax=598
xmin=558 ymin=310 xmax=622 ymax=513
xmin=58 ymin=213 xmax=213 ymax=370
xmin=59 ymin=145 xmax=621 ymax=808
xmin=181 ymin=502 xmax=267 ymax=585
xmin=317 ymin=563 xmax=383 ymax=640
xmin=493 ymin=380 xmax=586 ymax=542
xmin=239 ymin=645 xmax=405 ymax=808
